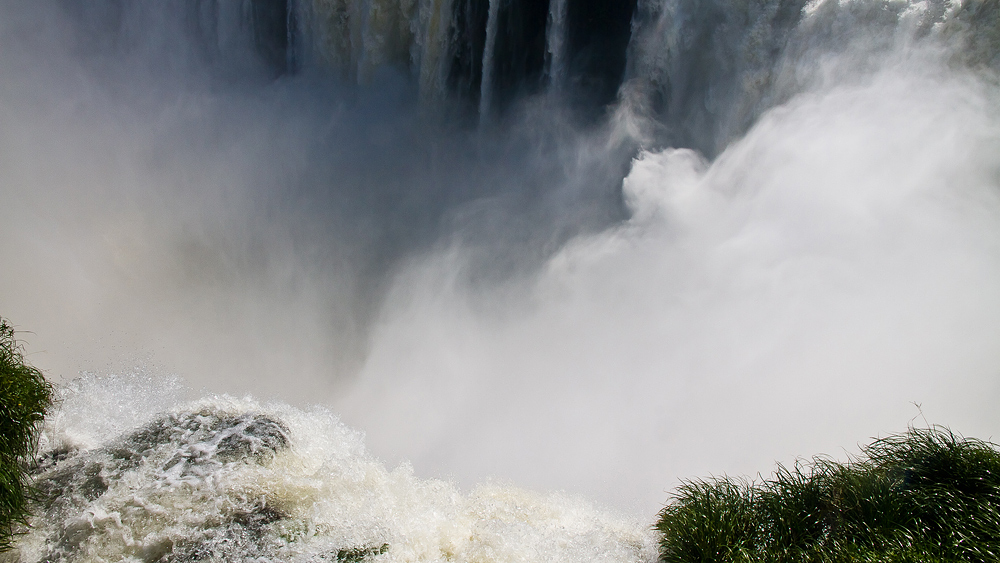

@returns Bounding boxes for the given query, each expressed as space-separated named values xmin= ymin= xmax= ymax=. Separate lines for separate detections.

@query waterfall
xmin=49 ymin=0 xmax=1000 ymax=124
xmin=545 ymin=0 xmax=569 ymax=94
xmin=412 ymin=0 xmax=457 ymax=101
xmin=478 ymin=0 xmax=501 ymax=120
xmin=621 ymin=0 xmax=1000 ymax=155
xmin=2 ymin=2 xmax=1000 ymax=560
xmin=296 ymin=0 xmax=454 ymax=98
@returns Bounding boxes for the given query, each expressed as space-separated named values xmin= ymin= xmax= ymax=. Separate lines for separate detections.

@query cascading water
xmin=478 ymin=0 xmax=501 ymax=119
xmin=1 ymin=0 xmax=999 ymax=561
xmin=292 ymin=0 xmax=632 ymax=114
xmin=622 ymin=0 xmax=1000 ymax=154
xmin=544 ymin=0 xmax=569 ymax=94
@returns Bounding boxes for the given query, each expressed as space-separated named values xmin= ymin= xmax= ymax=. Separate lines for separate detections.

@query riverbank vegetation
xmin=656 ymin=427 xmax=1000 ymax=563
xmin=0 ymin=318 xmax=52 ymax=550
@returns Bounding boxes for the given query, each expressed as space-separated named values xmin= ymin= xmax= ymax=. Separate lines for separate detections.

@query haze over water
xmin=0 ymin=1 xmax=998 ymax=544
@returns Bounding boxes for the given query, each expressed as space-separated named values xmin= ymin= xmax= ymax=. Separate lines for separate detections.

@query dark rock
xmin=160 ymin=505 xmax=287 ymax=563
xmin=332 ymin=543 xmax=390 ymax=563
xmin=32 ymin=459 xmax=107 ymax=511
xmin=29 ymin=410 xmax=292 ymax=563
xmin=105 ymin=410 xmax=290 ymax=474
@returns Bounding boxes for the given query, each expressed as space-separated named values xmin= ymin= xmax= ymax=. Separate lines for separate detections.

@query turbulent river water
xmin=1 ymin=1 xmax=999 ymax=561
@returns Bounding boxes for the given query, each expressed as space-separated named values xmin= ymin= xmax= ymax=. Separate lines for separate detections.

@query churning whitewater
xmin=14 ymin=375 xmax=654 ymax=563
xmin=0 ymin=0 xmax=999 ymax=561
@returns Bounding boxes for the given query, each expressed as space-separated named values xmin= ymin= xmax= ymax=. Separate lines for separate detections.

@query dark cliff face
xmin=563 ymin=0 xmax=638 ymax=113
xmin=446 ymin=0 xmax=639 ymax=120
xmin=489 ymin=0 xmax=551 ymax=114
xmin=250 ymin=0 xmax=292 ymax=75
xmin=54 ymin=0 xmax=641 ymax=122
xmin=448 ymin=0 xmax=491 ymax=115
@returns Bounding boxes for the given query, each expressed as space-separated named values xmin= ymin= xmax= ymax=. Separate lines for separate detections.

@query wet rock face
xmin=447 ymin=0 xmax=640 ymax=119
xmin=250 ymin=0 xmax=293 ymax=75
xmin=32 ymin=457 xmax=108 ymax=511
xmin=162 ymin=506 xmax=286 ymax=563
xmin=28 ymin=410 xmax=293 ymax=563
xmin=490 ymin=0 xmax=551 ymax=114
xmin=448 ymin=0 xmax=491 ymax=111
xmin=563 ymin=0 xmax=638 ymax=112
xmin=33 ymin=411 xmax=290 ymax=502
xmin=107 ymin=410 xmax=291 ymax=471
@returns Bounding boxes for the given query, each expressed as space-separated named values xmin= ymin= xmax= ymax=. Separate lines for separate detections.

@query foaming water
xmin=14 ymin=375 xmax=655 ymax=563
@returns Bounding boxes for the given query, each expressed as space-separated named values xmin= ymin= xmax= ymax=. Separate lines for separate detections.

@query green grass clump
xmin=0 ymin=319 xmax=52 ymax=551
xmin=656 ymin=427 xmax=1000 ymax=563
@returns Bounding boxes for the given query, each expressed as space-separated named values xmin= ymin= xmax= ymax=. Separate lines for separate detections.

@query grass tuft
xmin=656 ymin=427 xmax=1000 ymax=563
xmin=0 ymin=318 xmax=52 ymax=551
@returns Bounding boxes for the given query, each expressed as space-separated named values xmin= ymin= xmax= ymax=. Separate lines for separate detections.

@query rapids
xmin=10 ymin=375 xmax=654 ymax=563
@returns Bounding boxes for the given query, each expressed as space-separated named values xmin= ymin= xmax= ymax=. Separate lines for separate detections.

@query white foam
xmin=19 ymin=379 xmax=656 ymax=563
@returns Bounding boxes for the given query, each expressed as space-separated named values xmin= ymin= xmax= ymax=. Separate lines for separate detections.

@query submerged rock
xmin=332 ymin=543 xmax=391 ymax=563
xmin=28 ymin=410 xmax=295 ymax=563
xmin=31 ymin=410 xmax=289 ymax=507
xmin=160 ymin=506 xmax=287 ymax=563
xmin=107 ymin=410 xmax=290 ymax=470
